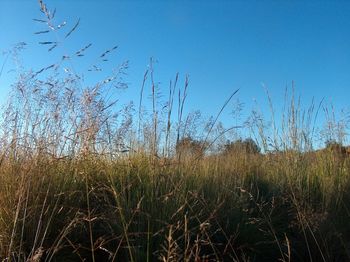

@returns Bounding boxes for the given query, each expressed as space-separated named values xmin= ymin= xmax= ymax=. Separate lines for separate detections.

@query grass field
xmin=1 ymin=137 xmax=350 ymax=261
xmin=1 ymin=68 xmax=349 ymax=261
xmin=1 ymin=2 xmax=350 ymax=261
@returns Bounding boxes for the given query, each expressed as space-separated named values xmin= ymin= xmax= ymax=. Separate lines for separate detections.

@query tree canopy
xmin=223 ymin=138 xmax=261 ymax=155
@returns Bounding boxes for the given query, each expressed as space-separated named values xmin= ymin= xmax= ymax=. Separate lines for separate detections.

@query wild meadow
xmin=1 ymin=2 xmax=350 ymax=261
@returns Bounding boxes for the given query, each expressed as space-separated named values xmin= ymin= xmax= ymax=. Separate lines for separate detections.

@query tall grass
xmin=1 ymin=1 xmax=350 ymax=261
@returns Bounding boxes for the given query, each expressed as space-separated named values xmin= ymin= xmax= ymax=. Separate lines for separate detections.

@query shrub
xmin=223 ymin=138 xmax=261 ymax=155
xmin=175 ymin=137 xmax=206 ymax=159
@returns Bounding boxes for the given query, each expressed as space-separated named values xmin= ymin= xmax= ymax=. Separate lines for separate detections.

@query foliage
xmin=175 ymin=136 xmax=206 ymax=159
xmin=223 ymin=138 xmax=261 ymax=155
xmin=325 ymin=139 xmax=350 ymax=156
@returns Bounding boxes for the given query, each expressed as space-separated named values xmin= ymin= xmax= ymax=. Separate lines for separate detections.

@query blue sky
xmin=1 ymin=0 xmax=350 ymax=138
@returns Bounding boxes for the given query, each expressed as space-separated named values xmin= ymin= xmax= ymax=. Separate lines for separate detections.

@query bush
xmin=175 ymin=137 xmax=206 ymax=159
xmin=223 ymin=138 xmax=261 ymax=155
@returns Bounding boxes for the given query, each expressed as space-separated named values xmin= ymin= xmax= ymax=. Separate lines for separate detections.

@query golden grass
xmin=0 ymin=2 xmax=349 ymax=260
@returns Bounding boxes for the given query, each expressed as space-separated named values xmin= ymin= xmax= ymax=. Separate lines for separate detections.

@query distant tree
xmin=325 ymin=139 xmax=343 ymax=152
xmin=324 ymin=139 xmax=350 ymax=157
xmin=176 ymin=137 xmax=206 ymax=159
xmin=325 ymin=139 xmax=341 ymax=148
xmin=223 ymin=138 xmax=261 ymax=155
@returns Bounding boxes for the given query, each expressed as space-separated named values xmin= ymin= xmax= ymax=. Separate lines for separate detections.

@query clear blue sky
xmin=1 ymin=0 xmax=350 ymax=136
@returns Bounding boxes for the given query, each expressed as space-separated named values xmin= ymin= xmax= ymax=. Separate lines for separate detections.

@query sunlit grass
xmin=0 ymin=1 xmax=349 ymax=261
